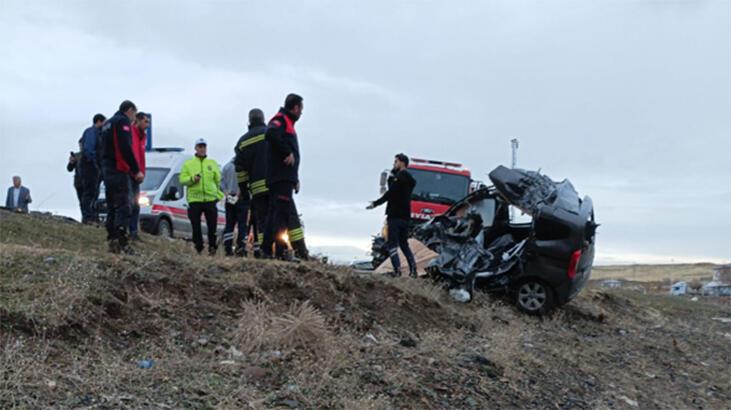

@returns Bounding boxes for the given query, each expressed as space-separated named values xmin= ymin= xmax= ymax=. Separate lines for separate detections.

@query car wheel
xmin=514 ymin=280 xmax=555 ymax=315
xmin=156 ymin=218 xmax=173 ymax=238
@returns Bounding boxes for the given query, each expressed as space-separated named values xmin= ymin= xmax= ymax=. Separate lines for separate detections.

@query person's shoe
xmin=130 ymin=232 xmax=143 ymax=242
xmin=208 ymin=247 xmax=218 ymax=256
xmin=108 ymin=239 xmax=121 ymax=254
xmin=385 ymin=270 xmax=402 ymax=278
xmin=409 ymin=268 xmax=418 ymax=278
xmin=235 ymin=248 xmax=247 ymax=258
xmin=225 ymin=249 xmax=234 ymax=257
xmin=195 ymin=248 xmax=204 ymax=255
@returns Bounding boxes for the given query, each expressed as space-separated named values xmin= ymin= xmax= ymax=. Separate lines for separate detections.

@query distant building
xmin=670 ymin=281 xmax=687 ymax=296
xmin=702 ymin=265 xmax=731 ymax=297
xmin=600 ymin=279 xmax=624 ymax=289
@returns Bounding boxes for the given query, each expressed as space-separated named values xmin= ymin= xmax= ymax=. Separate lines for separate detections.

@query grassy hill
xmin=1 ymin=210 xmax=730 ymax=408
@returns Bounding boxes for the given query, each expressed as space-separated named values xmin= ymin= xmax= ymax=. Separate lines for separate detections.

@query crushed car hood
xmin=488 ymin=165 xmax=581 ymax=216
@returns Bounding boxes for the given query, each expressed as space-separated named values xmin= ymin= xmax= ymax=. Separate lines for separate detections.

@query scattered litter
xmin=691 ymin=297 xmax=699 ymax=302
xmin=219 ymin=360 xmax=236 ymax=365
xmin=449 ymin=288 xmax=471 ymax=303
xmin=270 ymin=350 xmax=283 ymax=360
xmin=197 ymin=336 xmax=209 ymax=346
xmin=280 ymin=399 xmax=302 ymax=409
xmin=711 ymin=317 xmax=731 ymax=323
xmin=43 ymin=256 xmax=56 ymax=263
xmin=335 ymin=303 xmax=345 ymax=312
xmin=137 ymin=359 xmax=154 ymax=369
xmin=229 ymin=346 xmax=243 ymax=357
xmin=619 ymin=395 xmax=639 ymax=407
xmin=46 ymin=380 xmax=56 ymax=388
xmin=365 ymin=333 xmax=379 ymax=344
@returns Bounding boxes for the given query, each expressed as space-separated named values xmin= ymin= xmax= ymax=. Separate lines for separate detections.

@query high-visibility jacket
xmin=179 ymin=156 xmax=224 ymax=203
xmin=234 ymin=123 xmax=269 ymax=197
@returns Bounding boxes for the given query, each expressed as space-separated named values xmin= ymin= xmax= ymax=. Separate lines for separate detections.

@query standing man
xmin=129 ymin=112 xmax=149 ymax=241
xmin=180 ymin=138 xmax=224 ymax=255
xmin=5 ymin=176 xmax=32 ymax=213
xmin=100 ymin=100 xmax=143 ymax=254
xmin=66 ymin=143 xmax=83 ymax=216
xmin=261 ymin=94 xmax=308 ymax=260
xmin=234 ymin=108 xmax=269 ymax=257
xmin=367 ymin=153 xmax=418 ymax=277
xmin=80 ymin=113 xmax=106 ymax=223
xmin=221 ymin=158 xmax=249 ymax=256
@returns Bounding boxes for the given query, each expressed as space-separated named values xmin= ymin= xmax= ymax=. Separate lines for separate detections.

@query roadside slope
xmin=1 ymin=211 xmax=730 ymax=409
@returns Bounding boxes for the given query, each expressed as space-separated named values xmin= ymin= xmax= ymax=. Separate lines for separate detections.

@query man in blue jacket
xmin=5 ymin=176 xmax=32 ymax=213
xmin=261 ymin=94 xmax=308 ymax=259
xmin=79 ymin=113 xmax=106 ymax=223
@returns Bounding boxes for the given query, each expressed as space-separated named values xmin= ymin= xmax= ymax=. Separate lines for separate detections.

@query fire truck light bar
xmin=411 ymin=158 xmax=463 ymax=168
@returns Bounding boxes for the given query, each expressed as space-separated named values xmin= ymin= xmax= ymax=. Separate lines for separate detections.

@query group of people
xmin=94 ymin=94 xmax=308 ymax=260
xmin=67 ymin=106 xmax=150 ymax=243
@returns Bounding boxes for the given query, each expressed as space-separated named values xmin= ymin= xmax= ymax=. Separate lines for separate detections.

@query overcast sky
xmin=1 ymin=0 xmax=729 ymax=264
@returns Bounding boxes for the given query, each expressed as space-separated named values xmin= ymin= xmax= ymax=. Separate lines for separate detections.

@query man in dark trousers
xmin=66 ymin=142 xmax=83 ymax=216
xmin=221 ymin=157 xmax=249 ymax=256
xmin=79 ymin=113 xmax=106 ymax=223
xmin=234 ymin=108 xmax=269 ymax=257
xmin=261 ymin=94 xmax=309 ymax=260
xmin=100 ymin=101 xmax=143 ymax=254
xmin=367 ymin=153 xmax=418 ymax=277
xmin=129 ymin=112 xmax=149 ymax=241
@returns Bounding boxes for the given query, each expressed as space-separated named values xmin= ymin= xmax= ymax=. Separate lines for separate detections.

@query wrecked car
xmin=415 ymin=165 xmax=598 ymax=314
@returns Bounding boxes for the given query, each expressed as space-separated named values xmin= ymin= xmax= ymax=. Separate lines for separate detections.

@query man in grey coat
xmin=221 ymin=158 xmax=250 ymax=256
xmin=5 ymin=176 xmax=32 ymax=213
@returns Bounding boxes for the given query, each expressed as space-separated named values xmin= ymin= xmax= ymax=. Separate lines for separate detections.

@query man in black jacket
xmin=367 ymin=153 xmax=418 ymax=277
xmin=100 ymin=100 xmax=143 ymax=254
xmin=261 ymin=93 xmax=308 ymax=259
xmin=234 ymin=108 xmax=269 ymax=257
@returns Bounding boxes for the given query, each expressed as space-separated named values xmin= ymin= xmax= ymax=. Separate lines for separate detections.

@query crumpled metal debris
xmin=419 ymin=209 xmax=526 ymax=298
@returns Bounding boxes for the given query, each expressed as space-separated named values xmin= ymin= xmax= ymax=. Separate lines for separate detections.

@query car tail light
xmin=568 ymin=249 xmax=582 ymax=280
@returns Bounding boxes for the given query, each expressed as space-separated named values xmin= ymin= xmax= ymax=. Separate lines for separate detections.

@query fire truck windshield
xmin=409 ymin=168 xmax=470 ymax=205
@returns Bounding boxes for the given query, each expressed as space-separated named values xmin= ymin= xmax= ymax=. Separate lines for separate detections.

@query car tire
xmin=156 ymin=218 xmax=173 ymax=238
xmin=513 ymin=279 xmax=555 ymax=315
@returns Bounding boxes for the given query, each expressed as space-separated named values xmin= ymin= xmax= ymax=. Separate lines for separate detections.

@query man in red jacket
xmin=129 ymin=112 xmax=149 ymax=241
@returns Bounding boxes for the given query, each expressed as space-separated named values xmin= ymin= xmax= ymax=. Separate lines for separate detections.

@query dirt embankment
xmin=1 ymin=211 xmax=730 ymax=409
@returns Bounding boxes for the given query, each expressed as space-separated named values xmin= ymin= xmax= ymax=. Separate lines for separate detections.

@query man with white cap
xmin=179 ymin=138 xmax=224 ymax=255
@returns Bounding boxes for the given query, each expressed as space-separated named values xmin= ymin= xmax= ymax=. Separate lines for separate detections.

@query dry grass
xmin=2 ymin=211 xmax=731 ymax=409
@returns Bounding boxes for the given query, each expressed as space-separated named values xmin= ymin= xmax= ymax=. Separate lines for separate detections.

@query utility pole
xmin=511 ymin=138 xmax=519 ymax=169
xmin=510 ymin=138 xmax=519 ymax=222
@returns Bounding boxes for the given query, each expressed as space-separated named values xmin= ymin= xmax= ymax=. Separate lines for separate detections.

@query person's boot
xmin=130 ymin=232 xmax=143 ymax=243
xmin=385 ymin=270 xmax=402 ymax=278
xmin=235 ymin=247 xmax=247 ymax=257
xmin=208 ymin=246 xmax=218 ymax=257
xmin=292 ymin=240 xmax=310 ymax=261
xmin=409 ymin=266 xmax=418 ymax=278
xmin=225 ymin=247 xmax=234 ymax=257
xmin=108 ymin=238 xmax=121 ymax=254
xmin=118 ymin=234 xmax=136 ymax=255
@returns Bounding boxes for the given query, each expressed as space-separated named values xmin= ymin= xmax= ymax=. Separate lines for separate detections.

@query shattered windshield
xmin=409 ymin=169 xmax=470 ymax=205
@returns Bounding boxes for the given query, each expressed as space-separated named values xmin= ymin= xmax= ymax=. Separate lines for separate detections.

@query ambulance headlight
xmin=138 ymin=195 xmax=152 ymax=207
